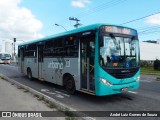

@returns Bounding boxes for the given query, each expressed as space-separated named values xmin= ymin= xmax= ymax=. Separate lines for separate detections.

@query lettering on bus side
xmin=48 ymin=60 xmax=70 ymax=69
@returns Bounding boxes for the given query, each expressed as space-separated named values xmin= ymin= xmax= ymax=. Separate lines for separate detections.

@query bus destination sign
xmin=104 ymin=26 xmax=137 ymax=36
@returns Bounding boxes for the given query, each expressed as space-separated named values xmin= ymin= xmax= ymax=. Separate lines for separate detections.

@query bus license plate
xmin=121 ymin=87 xmax=128 ymax=91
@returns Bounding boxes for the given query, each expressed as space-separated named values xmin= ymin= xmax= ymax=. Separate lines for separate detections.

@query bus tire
xmin=27 ymin=68 xmax=33 ymax=80
xmin=65 ymin=75 xmax=76 ymax=95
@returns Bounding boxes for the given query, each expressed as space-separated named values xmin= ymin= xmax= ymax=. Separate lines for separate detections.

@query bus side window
xmin=44 ymin=40 xmax=53 ymax=57
xmin=65 ymin=35 xmax=78 ymax=57
xmin=24 ymin=44 xmax=36 ymax=57
xmin=50 ymin=38 xmax=64 ymax=57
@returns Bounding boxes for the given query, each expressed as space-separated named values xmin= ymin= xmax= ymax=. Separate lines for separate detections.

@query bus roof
xmin=19 ymin=23 xmax=137 ymax=46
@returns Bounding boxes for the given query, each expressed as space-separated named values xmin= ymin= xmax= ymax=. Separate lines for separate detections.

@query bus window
xmin=100 ymin=36 xmax=139 ymax=68
xmin=65 ymin=35 xmax=78 ymax=57
xmin=44 ymin=40 xmax=53 ymax=57
xmin=25 ymin=44 xmax=37 ymax=57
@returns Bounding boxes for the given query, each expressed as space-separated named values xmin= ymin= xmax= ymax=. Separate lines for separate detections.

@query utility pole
xmin=13 ymin=38 xmax=16 ymax=61
xmin=69 ymin=17 xmax=82 ymax=28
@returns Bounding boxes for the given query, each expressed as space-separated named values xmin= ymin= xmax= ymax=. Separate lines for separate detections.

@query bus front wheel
xmin=27 ymin=68 xmax=32 ymax=80
xmin=65 ymin=75 xmax=76 ymax=95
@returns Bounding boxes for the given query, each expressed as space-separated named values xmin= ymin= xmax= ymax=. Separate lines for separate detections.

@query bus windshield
xmin=100 ymin=35 xmax=140 ymax=69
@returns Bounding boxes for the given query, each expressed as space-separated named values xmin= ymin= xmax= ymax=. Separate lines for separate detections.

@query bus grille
xmin=106 ymin=68 xmax=139 ymax=79
xmin=111 ymin=71 xmax=137 ymax=79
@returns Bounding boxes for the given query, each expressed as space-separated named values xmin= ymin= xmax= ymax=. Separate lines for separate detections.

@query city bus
xmin=0 ymin=52 xmax=11 ymax=64
xmin=18 ymin=24 xmax=140 ymax=96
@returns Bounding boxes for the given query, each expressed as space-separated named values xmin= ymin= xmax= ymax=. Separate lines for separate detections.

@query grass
xmin=141 ymin=67 xmax=160 ymax=76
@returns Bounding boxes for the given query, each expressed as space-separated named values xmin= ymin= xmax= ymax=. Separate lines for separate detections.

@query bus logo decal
xmin=48 ymin=61 xmax=63 ymax=69
xmin=48 ymin=59 xmax=70 ymax=70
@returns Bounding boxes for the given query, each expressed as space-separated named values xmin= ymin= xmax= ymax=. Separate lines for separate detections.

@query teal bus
xmin=18 ymin=24 xmax=140 ymax=96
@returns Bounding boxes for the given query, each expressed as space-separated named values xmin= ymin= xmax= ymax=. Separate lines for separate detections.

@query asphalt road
xmin=0 ymin=63 xmax=160 ymax=120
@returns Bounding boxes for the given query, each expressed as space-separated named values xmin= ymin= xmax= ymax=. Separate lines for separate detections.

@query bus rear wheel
xmin=65 ymin=75 xmax=76 ymax=95
xmin=27 ymin=68 xmax=32 ymax=80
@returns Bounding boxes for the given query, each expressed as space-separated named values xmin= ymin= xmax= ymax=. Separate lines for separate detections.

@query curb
xmin=0 ymin=73 xmax=95 ymax=120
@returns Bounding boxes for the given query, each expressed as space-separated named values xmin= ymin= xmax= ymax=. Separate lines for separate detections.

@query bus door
xmin=20 ymin=47 xmax=25 ymax=73
xmin=38 ymin=44 xmax=44 ymax=80
xmin=80 ymin=35 xmax=95 ymax=91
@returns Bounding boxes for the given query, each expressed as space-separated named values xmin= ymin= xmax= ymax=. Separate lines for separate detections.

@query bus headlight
xmin=99 ymin=78 xmax=113 ymax=86
xmin=136 ymin=76 xmax=140 ymax=82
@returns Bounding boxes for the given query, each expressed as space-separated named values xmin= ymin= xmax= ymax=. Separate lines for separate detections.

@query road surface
xmin=0 ymin=64 xmax=160 ymax=120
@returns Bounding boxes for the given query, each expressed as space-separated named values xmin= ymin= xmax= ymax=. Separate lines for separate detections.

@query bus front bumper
xmin=96 ymin=80 xmax=140 ymax=96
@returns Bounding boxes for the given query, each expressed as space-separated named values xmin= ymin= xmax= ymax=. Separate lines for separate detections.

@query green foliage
xmin=141 ymin=67 xmax=160 ymax=76
xmin=154 ymin=59 xmax=160 ymax=70
xmin=140 ymin=60 xmax=153 ymax=67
